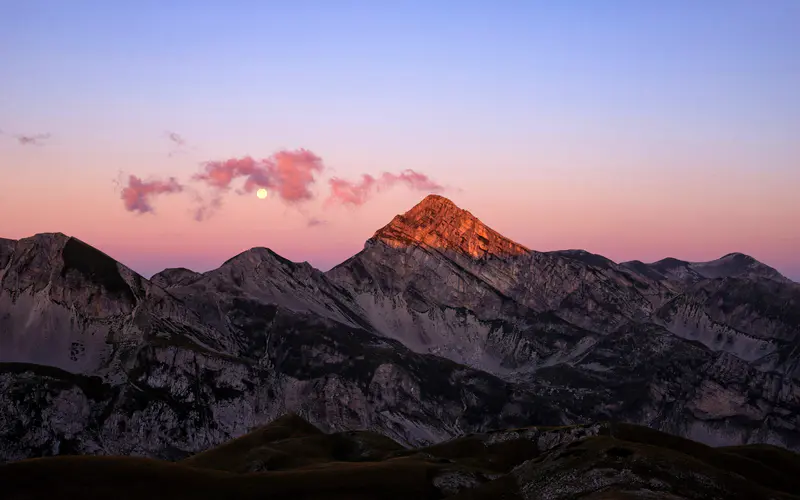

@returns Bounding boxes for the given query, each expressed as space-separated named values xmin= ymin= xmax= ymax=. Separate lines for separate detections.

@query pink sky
xmin=2 ymin=1 xmax=798 ymax=281
xmin=1 ymin=138 xmax=798 ymax=281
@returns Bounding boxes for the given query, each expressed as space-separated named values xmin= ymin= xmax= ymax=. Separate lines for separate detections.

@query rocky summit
xmin=372 ymin=194 xmax=531 ymax=259
xmin=1 ymin=194 xmax=800 ymax=475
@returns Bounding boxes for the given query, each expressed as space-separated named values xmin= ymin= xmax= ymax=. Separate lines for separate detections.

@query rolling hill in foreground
xmin=3 ymin=413 xmax=800 ymax=500
xmin=1 ymin=194 xmax=799 ymax=467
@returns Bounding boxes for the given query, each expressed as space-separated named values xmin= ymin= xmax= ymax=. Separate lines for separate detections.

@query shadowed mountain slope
xmin=2 ymin=415 xmax=800 ymax=500
xmin=623 ymin=252 xmax=793 ymax=286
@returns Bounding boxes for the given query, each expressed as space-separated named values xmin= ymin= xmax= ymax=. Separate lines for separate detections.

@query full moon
xmin=256 ymin=188 xmax=268 ymax=199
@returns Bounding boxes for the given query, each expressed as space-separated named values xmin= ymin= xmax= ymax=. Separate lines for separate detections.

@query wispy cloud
xmin=165 ymin=130 xmax=194 ymax=157
xmin=166 ymin=131 xmax=186 ymax=147
xmin=380 ymin=170 xmax=443 ymax=192
xmin=15 ymin=133 xmax=51 ymax=146
xmin=326 ymin=169 xmax=443 ymax=206
xmin=121 ymin=175 xmax=184 ymax=214
xmin=191 ymin=193 xmax=223 ymax=222
xmin=307 ymin=217 xmax=327 ymax=227
xmin=327 ymin=174 xmax=378 ymax=206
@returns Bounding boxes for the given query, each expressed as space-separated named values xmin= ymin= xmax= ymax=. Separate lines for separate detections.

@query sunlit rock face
xmin=1 ymin=196 xmax=800 ymax=463
xmin=373 ymin=194 xmax=531 ymax=259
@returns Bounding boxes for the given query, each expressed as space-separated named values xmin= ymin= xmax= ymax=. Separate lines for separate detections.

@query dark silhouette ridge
xmin=2 ymin=414 xmax=800 ymax=500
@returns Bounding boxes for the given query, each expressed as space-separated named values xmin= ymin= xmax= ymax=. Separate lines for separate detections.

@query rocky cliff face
xmin=0 ymin=234 xmax=146 ymax=374
xmin=0 ymin=238 xmax=15 ymax=270
xmin=373 ymin=194 xmax=531 ymax=259
xmin=1 ymin=196 xmax=799 ymax=463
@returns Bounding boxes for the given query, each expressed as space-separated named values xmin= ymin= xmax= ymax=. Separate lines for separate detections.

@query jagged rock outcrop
xmin=1 ymin=195 xmax=799 ymax=464
xmin=0 ymin=234 xmax=146 ymax=373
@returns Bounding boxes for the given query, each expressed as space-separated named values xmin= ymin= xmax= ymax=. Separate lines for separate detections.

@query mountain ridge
xmin=622 ymin=251 xmax=792 ymax=285
xmin=1 ymin=196 xmax=791 ymax=285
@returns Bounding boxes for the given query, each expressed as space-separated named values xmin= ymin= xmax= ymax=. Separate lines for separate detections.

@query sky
xmin=1 ymin=0 xmax=798 ymax=280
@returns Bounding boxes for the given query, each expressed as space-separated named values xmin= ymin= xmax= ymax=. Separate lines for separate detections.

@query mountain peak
xmin=371 ymin=195 xmax=530 ymax=259
xmin=150 ymin=267 xmax=202 ymax=289
xmin=719 ymin=252 xmax=754 ymax=262
xmin=20 ymin=232 xmax=71 ymax=247
xmin=220 ymin=246 xmax=300 ymax=270
xmin=415 ymin=193 xmax=458 ymax=208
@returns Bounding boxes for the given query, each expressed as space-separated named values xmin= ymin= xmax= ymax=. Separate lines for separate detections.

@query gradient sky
xmin=2 ymin=0 xmax=798 ymax=280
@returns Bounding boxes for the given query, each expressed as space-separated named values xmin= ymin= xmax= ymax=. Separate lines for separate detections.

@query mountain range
xmin=1 ymin=194 xmax=799 ymax=464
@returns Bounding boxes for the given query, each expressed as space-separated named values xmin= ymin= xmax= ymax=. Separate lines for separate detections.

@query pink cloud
xmin=193 ymin=156 xmax=261 ymax=189
xmin=327 ymin=174 xmax=377 ymax=206
xmin=326 ymin=169 xmax=443 ymax=206
xmin=121 ymin=175 xmax=184 ymax=214
xmin=193 ymin=149 xmax=324 ymax=203
xmin=266 ymin=149 xmax=325 ymax=202
xmin=379 ymin=170 xmax=443 ymax=191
